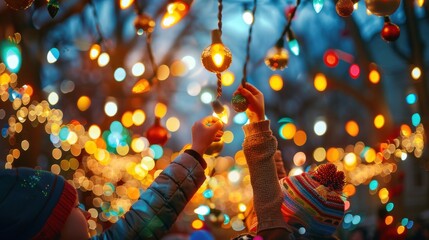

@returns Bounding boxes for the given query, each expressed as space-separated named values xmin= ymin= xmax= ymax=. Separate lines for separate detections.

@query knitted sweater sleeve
xmin=242 ymin=120 xmax=290 ymax=233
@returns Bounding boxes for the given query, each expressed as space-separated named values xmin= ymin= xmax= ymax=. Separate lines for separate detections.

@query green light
xmin=386 ymin=202 xmax=394 ymax=212
xmin=288 ymin=39 xmax=300 ymax=56
xmin=1 ymin=40 xmax=22 ymax=73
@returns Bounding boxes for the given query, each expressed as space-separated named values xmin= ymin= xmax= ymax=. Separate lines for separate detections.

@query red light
xmin=349 ymin=64 xmax=360 ymax=79
xmin=324 ymin=50 xmax=339 ymax=68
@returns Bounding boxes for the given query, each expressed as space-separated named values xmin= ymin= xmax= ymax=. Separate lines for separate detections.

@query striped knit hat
xmin=280 ymin=164 xmax=345 ymax=238
xmin=0 ymin=168 xmax=77 ymax=240
xmin=248 ymin=163 xmax=345 ymax=238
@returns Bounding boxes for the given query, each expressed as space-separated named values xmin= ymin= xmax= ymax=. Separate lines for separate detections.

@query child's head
xmin=0 ymin=168 xmax=89 ymax=239
xmin=246 ymin=163 xmax=346 ymax=239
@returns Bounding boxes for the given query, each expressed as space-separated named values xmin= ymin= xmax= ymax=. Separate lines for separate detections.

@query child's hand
xmin=234 ymin=83 xmax=265 ymax=123
xmin=191 ymin=116 xmax=224 ymax=155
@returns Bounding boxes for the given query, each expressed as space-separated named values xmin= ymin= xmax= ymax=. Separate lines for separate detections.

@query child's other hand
xmin=191 ymin=116 xmax=224 ymax=155
xmin=234 ymin=83 xmax=265 ymax=123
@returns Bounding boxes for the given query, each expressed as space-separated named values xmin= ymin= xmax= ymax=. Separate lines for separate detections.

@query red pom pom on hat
xmin=312 ymin=163 xmax=345 ymax=192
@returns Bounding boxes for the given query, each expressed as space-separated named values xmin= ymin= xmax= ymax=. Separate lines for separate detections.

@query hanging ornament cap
xmin=231 ymin=94 xmax=249 ymax=112
xmin=211 ymin=99 xmax=225 ymax=114
xmin=47 ymin=0 xmax=60 ymax=18
xmin=336 ymin=0 xmax=354 ymax=17
xmin=381 ymin=19 xmax=400 ymax=42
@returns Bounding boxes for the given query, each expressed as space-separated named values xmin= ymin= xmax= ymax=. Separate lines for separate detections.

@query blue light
xmin=406 ymin=220 xmax=414 ymax=229
xmin=150 ymin=144 xmax=164 ymax=159
xmin=401 ymin=218 xmax=409 ymax=226
xmin=59 ymin=127 xmax=70 ymax=141
xmin=223 ymin=214 xmax=230 ymax=225
xmin=313 ymin=0 xmax=324 ymax=13
xmin=386 ymin=202 xmax=394 ymax=212
xmin=406 ymin=93 xmax=417 ymax=105
xmin=369 ymin=179 xmax=378 ymax=191
xmin=352 ymin=215 xmax=361 ymax=225
xmin=107 ymin=131 xmax=122 ymax=148
xmin=233 ymin=112 xmax=248 ymax=125
xmin=288 ymin=39 xmax=300 ymax=56
xmin=203 ymin=189 xmax=214 ymax=199
xmin=110 ymin=121 xmax=123 ymax=133
xmin=1 ymin=40 xmax=22 ymax=73
xmin=47 ymin=47 xmax=60 ymax=63
xmin=344 ymin=213 xmax=353 ymax=223
xmin=114 ymin=67 xmax=126 ymax=82
xmin=411 ymin=113 xmax=421 ymax=127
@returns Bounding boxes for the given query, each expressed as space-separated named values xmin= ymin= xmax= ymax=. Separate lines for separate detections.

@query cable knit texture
xmin=243 ymin=120 xmax=289 ymax=233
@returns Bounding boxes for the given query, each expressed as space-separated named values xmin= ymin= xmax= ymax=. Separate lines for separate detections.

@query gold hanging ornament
xmin=264 ymin=46 xmax=289 ymax=71
xmin=134 ymin=13 xmax=156 ymax=35
xmin=365 ymin=0 xmax=401 ymax=16
xmin=201 ymin=29 xmax=232 ymax=73
xmin=4 ymin=0 xmax=34 ymax=10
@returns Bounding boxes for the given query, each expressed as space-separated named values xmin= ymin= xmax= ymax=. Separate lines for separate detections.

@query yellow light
xmin=364 ymin=148 xmax=376 ymax=163
xmin=374 ymin=114 xmax=385 ymax=129
xmin=343 ymin=152 xmax=357 ymax=170
xmin=201 ymin=30 xmax=232 ymax=73
xmin=221 ymin=71 xmax=235 ymax=86
xmin=281 ymin=123 xmax=296 ymax=140
xmin=191 ymin=219 xmax=204 ymax=230
xmin=132 ymin=79 xmax=151 ymax=93
xmin=121 ymin=111 xmax=134 ymax=128
xmin=119 ymin=0 xmax=134 ymax=9
xmin=369 ymin=69 xmax=380 ymax=84
xmin=132 ymin=110 xmax=146 ymax=126
xmin=353 ymin=2 xmax=358 ymax=9
xmin=397 ymin=225 xmax=405 ymax=235
xmin=345 ymin=120 xmax=359 ymax=137
xmin=314 ymin=73 xmax=327 ymax=92
xmin=161 ymin=1 xmax=191 ymax=28
xmin=131 ymin=137 xmax=146 ymax=153
xmin=89 ymin=44 xmax=101 ymax=60
xmin=222 ymin=130 xmax=234 ymax=143
xmin=157 ymin=64 xmax=170 ymax=81
xmin=166 ymin=117 xmax=180 ymax=132
xmin=417 ymin=0 xmax=425 ymax=7
xmin=313 ymin=147 xmax=326 ymax=162
xmin=378 ymin=187 xmax=389 ymax=200
xmin=385 ymin=215 xmax=394 ymax=225
xmin=213 ymin=105 xmax=229 ymax=124
xmin=88 ymin=125 xmax=101 ymax=139
xmin=411 ymin=66 xmax=421 ymax=80
xmin=238 ymin=203 xmax=247 ymax=212
xmin=77 ymin=96 xmax=91 ymax=111
xmin=154 ymin=102 xmax=167 ymax=118
xmin=269 ymin=74 xmax=283 ymax=91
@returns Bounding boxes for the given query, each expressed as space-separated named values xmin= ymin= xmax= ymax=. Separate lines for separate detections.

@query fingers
xmin=213 ymin=130 xmax=223 ymax=142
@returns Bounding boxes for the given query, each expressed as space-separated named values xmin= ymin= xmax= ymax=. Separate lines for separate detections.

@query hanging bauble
xmin=134 ymin=13 xmax=156 ymax=35
xmin=47 ymin=0 xmax=60 ymax=18
xmin=364 ymin=0 xmax=401 ymax=16
xmin=381 ymin=21 xmax=400 ymax=42
xmin=146 ymin=117 xmax=169 ymax=146
xmin=264 ymin=46 xmax=289 ymax=71
xmin=336 ymin=0 xmax=354 ymax=17
xmin=205 ymin=141 xmax=224 ymax=156
xmin=201 ymin=30 xmax=232 ymax=73
xmin=4 ymin=0 xmax=34 ymax=10
xmin=231 ymin=94 xmax=249 ymax=112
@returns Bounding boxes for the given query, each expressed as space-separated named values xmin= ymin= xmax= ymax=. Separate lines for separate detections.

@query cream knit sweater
xmin=242 ymin=120 xmax=290 ymax=233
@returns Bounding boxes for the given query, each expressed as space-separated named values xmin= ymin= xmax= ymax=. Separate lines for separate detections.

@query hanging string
xmin=276 ymin=0 xmax=301 ymax=47
xmin=241 ymin=0 xmax=258 ymax=87
xmin=216 ymin=0 xmax=224 ymax=99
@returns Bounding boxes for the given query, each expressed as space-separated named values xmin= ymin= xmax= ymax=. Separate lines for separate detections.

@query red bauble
xmin=4 ymin=0 xmax=34 ymax=10
xmin=381 ymin=22 xmax=400 ymax=42
xmin=146 ymin=117 xmax=169 ymax=146
xmin=336 ymin=0 xmax=354 ymax=17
